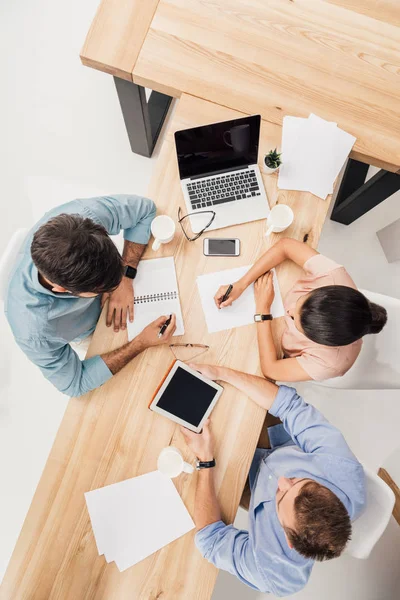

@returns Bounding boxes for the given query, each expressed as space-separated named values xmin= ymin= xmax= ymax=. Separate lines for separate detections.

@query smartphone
xmin=203 ymin=238 xmax=240 ymax=257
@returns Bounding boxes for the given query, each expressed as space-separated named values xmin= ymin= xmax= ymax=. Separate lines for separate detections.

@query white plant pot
xmin=262 ymin=163 xmax=280 ymax=175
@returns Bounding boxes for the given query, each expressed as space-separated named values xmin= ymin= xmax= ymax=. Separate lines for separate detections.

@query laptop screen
xmin=174 ymin=115 xmax=261 ymax=180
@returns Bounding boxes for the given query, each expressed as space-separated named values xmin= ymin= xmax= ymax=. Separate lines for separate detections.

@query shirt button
xmin=268 ymin=475 xmax=272 ymax=480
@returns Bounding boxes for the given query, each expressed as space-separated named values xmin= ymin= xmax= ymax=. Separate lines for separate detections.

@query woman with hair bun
xmin=214 ymin=239 xmax=387 ymax=382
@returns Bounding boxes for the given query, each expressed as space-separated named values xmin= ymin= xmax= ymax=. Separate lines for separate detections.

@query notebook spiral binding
xmin=134 ymin=291 xmax=178 ymax=304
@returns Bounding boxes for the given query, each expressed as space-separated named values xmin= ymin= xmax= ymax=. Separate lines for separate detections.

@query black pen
xmin=158 ymin=314 xmax=172 ymax=338
xmin=220 ymin=284 xmax=233 ymax=305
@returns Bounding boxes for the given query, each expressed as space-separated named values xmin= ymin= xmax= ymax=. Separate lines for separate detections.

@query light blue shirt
xmin=195 ymin=386 xmax=366 ymax=596
xmin=5 ymin=195 xmax=156 ymax=397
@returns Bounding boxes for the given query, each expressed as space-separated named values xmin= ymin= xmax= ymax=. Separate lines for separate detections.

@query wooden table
xmin=0 ymin=94 xmax=333 ymax=599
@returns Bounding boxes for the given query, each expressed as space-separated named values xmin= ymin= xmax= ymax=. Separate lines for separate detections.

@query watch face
xmin=125 ymin=266 xmax=137 ymax=279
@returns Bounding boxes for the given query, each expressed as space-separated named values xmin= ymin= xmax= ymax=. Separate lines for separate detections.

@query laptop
xmin=174 ymin=115 xmax=270 ymax=233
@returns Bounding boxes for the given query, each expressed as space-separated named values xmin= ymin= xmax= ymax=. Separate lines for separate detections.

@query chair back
xmin=346 ymin=465 xmax=395 ymax=559
xmin=316 ymin=289 xmax=400 ymax=389
xmin=0 ymin=228 xmax=29 ymax=301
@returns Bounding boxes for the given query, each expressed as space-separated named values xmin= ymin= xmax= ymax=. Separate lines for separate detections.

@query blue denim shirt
xmin=195 ymin=386 xmax=366 ymax=596
xmin=5 ymin=195 xmax=156 ymax=397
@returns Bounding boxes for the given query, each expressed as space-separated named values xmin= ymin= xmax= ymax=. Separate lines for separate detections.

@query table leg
xmin=330 ymin=158 xmax=400 ymax=225
xmin=113 ymin=77 xmax=173 ymax=158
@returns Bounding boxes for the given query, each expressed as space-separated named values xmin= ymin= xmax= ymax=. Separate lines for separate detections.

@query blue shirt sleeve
xmin=76 ymin=194 xmax=156 ymax=244
xmin=15 ymin=336 xmax=112 ymax=397
xmin=195 ymin=521 xmax=271 ymax=593
xmin=269 ymin=385 xmax=358 ymax=460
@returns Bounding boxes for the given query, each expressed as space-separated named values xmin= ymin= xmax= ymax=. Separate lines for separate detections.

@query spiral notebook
xmin=127 ymin=257 xmax=184 ymax=341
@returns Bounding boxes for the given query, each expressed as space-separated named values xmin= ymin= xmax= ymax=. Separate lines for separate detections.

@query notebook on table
xmin=196 ymin=265 xmax=285 ymax=333
xmin=127 ymin=257 xmax=185 ymax=341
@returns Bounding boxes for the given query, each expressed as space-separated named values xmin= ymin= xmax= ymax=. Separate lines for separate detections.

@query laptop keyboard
xmin=187 ymin=169 xmax=261 ymax=210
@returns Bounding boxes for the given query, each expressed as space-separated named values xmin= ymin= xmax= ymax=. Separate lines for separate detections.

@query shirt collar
xmin=29 ymin=262 xmax=74 ymax=298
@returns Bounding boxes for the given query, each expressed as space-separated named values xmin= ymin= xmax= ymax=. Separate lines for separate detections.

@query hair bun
xmin=368 ymin=301 xmax=388 ymax=334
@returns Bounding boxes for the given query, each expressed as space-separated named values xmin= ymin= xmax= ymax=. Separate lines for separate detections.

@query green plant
xmin=264 ymin=148 xmax=282 ymax=169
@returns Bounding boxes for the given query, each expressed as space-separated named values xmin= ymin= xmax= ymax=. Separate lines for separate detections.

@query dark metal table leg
xmin=331 ymin=158 xmax=400 ymax=225
xmin=113 ymin=77 xmax=173 ymax=158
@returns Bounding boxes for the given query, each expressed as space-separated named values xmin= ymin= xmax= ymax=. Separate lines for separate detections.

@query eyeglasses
xmin=178 ymin=207 xmax=216 ymax=242
xmin=169 ymin=343 xmax=210 ymax=361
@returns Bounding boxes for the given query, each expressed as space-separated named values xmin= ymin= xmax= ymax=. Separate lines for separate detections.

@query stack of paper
xmin=278 ymin=114 xmax=356 ymax=199
xmin=85 ymin=471 xmax=194 ymax=572
xmin=197 ymin=265 xmax=285 ymax=334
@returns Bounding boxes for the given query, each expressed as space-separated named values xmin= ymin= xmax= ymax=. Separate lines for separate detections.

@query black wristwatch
xmin=124 ymin=265 xmax=137 ymax=280
xmin=254 ymin=314 xmax=273 ymax=322
xmin=196 ymin=458 xmax=216 ymax=470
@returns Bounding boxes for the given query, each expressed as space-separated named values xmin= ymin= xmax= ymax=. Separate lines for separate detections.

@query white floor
xmin=1 ymin=1 xmax=400 ymax=598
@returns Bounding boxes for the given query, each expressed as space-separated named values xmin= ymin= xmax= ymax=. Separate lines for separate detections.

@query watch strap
xmin=254 ymin=314 xmax=273 ymax=322
xmin=196 ymin=458 xmax=216 ymax=470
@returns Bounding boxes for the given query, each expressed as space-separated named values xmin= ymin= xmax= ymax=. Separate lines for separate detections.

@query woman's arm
xmin=215 ymin=238 xmax=317 ymax=308
xmin=254 ymin=272 xmax=311 ymax=382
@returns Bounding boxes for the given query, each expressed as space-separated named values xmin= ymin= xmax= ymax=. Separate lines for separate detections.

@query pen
xmin=220 ymin=284 xmax=233 ymax=304
xmin=158 ymin=314 xmax=172 ymax=338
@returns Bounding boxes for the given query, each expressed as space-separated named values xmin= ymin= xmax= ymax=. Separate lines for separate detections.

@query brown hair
xmin=31 ymin=214 xmax=124 ymax=295
xmin=284 ymin=481 xmax=351 ymax=561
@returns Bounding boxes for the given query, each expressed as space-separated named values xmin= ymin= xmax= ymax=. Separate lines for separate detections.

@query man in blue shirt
xmin=5 ymin=195 xmax=176 ymax=397
xmin=181 ymin=365 xmax=366 ymax=596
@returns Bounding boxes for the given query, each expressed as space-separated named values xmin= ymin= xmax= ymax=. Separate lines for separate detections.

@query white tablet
xmin=149 ymin=360 xmax=223 ymax=433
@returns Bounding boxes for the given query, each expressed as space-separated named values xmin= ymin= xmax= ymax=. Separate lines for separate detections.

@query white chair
xmin=346 ymin=465 xmax=395 ymax=559
xmin=314 ymin=289 xmax=400 ymax=389
xmin=0 ymin=228 xmax=29 ymax=302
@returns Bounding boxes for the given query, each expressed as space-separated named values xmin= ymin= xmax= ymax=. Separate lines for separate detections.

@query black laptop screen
xmin=174 ymin=115 xmax=261 ymax=180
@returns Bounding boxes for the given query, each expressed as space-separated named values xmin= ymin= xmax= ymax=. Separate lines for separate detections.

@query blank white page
xmin=197 ymin=265 xmax=284 ymax=334
xmin=127 ymin=257 xmax=184 ymax=340
xmin=85 ymin=471 xmax=194 ymax=572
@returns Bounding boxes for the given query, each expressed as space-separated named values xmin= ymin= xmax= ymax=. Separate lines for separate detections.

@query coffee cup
xmin=151 ymin=215 xmax=176 ymax=251
xmin=265 ymin=205 xmax=294 ymax=237
xmin=157 ymin=446 xmax=194 ymax=478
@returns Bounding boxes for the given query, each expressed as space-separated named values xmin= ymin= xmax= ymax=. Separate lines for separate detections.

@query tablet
xmin=149 ymin=361 xmax=223 ymax=433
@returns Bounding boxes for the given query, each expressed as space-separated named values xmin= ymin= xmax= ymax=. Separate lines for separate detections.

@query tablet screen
xmin=156 ymin=366 xmax=219 ymax=427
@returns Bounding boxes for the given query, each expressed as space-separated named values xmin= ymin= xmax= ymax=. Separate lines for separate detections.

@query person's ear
xmin=51 ymin=284 xmax=68 ymax=293
xmin=283 ymin=528 xmax=294 ymax=549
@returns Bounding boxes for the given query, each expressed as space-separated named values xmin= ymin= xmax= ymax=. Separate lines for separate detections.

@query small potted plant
xmin=263 ymin=148 xmax=282 ymax=175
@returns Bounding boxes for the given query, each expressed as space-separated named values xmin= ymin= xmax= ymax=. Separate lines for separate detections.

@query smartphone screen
xmin=205 ymin=239 xmax=239 ymax=256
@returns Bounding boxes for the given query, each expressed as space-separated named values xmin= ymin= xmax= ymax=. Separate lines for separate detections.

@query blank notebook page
xmin=197 ymin=265 xmax=284 ymax=334
xmin=127 ymin=256 xmax=184 ymax=340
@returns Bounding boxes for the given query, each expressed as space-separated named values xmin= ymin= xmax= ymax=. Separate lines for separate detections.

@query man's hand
xmin=102 ymin=277 xmax=134 ymax=332
xmin=181 ymin=420 xmax=214 ymax=462
xmin=214 ymin=281 xmax=245 ymax=309
xmin=254 ymin=271 xmax=275 ymax=313
xmin=189 ymin=363 xmax=221 ymax=381
xmin=137 ymin=314 xmax=177 ymax=348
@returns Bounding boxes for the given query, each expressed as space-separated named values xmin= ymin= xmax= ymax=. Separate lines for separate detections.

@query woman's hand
xmin=214 ymin=281 xmax=245 ymax=309
xmin=254 ymin=272 xmax=275 ymax=313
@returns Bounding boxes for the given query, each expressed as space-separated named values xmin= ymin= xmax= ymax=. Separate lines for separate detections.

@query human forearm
xmin=256 ymin=321 xmax=279 ymax=376
xmin=101 ymin=336 xmax=146 ymax=374
xmin=213 ymin=366 xmax=279 ymax=411
xmin=195 ymin=469 xmax=221 ymax=531
xmin=122 ymin=240 xmax=146 ymax=268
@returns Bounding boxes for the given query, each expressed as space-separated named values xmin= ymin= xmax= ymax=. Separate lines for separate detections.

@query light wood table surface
xmin=0 ymin=94 xmax=333 ymax=599
xmin=81 ymin=0 xmax=400 ymax=171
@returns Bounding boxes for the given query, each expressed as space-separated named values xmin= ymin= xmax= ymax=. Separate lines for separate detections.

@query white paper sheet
xmin=196 ymin=265 xmax=285 ymax=334
xmin=85 ymin=471 xmax=195 ymax=572
xmin=278 ymin=113 xmax=355 ymax=200
xmin=127 ymin=257 xmax=184 ymax=340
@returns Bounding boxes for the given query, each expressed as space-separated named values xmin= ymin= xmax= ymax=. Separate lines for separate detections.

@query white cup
xmin=265 ymin=205 xmax=294 ymax=237
xmin=157 ymin=446 xmax=194 ymax=478
xmin=151 ymin=215 xmax=176 ymax=251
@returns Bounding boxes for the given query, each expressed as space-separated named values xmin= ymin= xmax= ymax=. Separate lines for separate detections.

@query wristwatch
xmin=254 ymin=314 xmax=273 ymax=322
xmin=124 ymin=265 xmax=137 ymax=280
xmin=196 ymin=458 xmax=216 ymax=470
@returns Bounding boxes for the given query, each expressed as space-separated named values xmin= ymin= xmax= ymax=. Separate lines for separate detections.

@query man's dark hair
xmin=31 ymin=214 xmax=124 ymax=295
xmin=300 ymin=285 xmax=387 ymax=346
xmin=284 ymin=481 xmax=351 ymax=561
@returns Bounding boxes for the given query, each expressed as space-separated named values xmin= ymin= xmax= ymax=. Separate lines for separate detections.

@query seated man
xmin=181 ymin=365 xmax=365 ymax=596
xmin=5 ymin=195 xmax=176 ymax=397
